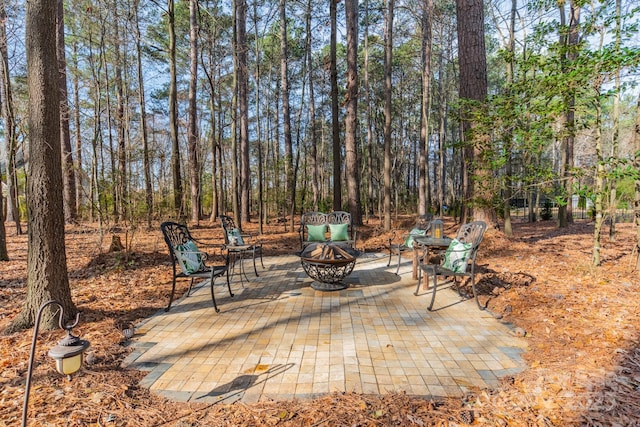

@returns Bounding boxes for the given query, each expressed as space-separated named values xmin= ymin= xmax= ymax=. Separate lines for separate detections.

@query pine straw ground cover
xmin=0 ymin=217 xmax=638 ymax=426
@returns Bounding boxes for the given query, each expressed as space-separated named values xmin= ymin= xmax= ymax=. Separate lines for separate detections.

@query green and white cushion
xmin=403 ymin=228 xmax=427 ymax=248
xmin=227 ymin=228 xmax=245 ymax=245
xmin=175 ymin=240 xmax=204 ymax=274
xmin=442 ymin=238 xmax=473 ymax=273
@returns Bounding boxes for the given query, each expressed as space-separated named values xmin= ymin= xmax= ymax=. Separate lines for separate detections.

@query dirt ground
xmin=0 ymin=216 xmax=638 ymax=426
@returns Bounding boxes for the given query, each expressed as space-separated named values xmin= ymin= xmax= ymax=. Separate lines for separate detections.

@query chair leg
xmin=258 ymin=247 xmax=265 ymax=269
xmin=471 ymin=274 xmax=484 ymax=310
xmin=414 ymin=267 xmax=422 ymax=296
xmin=427 ymin=271 xmax=438 ymax=311
xmin=210 ymin=275 xmax=220 ymax=313
xmin=229 ymin=252 xmax=245 ymax=288
xmin=251 ymin=247 xmax=259 ymax=276
xmin=166 ymin=276 xmax=177 ymax=312
xmin=225 ymin=268 xmax=234 ymax=297
xmin=186 ymin=277 xmax=195 ymax=296
xmin=387 ymin=249 xmax=392 ymax=267
xmin=395 ymin=250 xmax=402 ymax=276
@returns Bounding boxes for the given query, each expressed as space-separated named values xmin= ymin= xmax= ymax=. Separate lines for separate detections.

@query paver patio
xmin=123 ymin=253 xmax=527 ymax=404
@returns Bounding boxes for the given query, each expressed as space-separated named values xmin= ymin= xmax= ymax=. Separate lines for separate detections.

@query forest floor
xmin=0 ymin=216 xmax=639 ymax=426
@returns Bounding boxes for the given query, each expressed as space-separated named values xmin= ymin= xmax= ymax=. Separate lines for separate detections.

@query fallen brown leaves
xmin=0 ymin=218 xmax=638 ymax=426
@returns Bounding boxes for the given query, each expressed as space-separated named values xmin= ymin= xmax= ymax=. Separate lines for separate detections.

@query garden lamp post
xmin=21 ymin=300 xmax=90 ymax=427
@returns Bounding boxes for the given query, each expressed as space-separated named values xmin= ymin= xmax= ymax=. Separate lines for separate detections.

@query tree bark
xmin=344 ymin=0 xmax=361 ymax=225
xmin=238 ymin=0 xmax=250 ymax=224
xmin=456 ymin=0 xmax=495 ymax=225
xmin=252 ymin=0 xmax=265 ymax=231
xmin=280 ymin=0 xmax=294 ymax=229
xmin=306 ymin=0 xmax=319 ymax=212
xmin=112 ymin=0 xmax=127 ymax=222
xmin=608 ymin=0 xmax=621 ymax=242
xmin=187 ymin=0 xmax=201 ymax=224
xmin=168 ymin=0 xmax=183 ymax=218
xmin=383 ymin=0 xmax=394 ymax=231
xmin=634 ymin=87 xmax=640 ymax=270
xmin=0 ymin=0 xmax=19 ymax=246
xmin=330 ymin=0 xmax=341 ymax=211
xmin=8 ymin=0 xmax=75 ymax=332
xmin=558 ymin=1 xmax=579 ymax=228
xmin=133 ymin=0 xmax=152 ymax=229
xmin=364 ymin=0 xmax=374 ymax=220
xmin=57 ymin=0 xmax=77 ymax=223
xmin=418 ymin=0 xmax=434 ymax=216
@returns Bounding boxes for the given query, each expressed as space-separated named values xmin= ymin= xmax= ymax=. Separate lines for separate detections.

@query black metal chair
xmin=160 ymin=222 xmax=232 ymax=313
xmin=218 ymin=215 xmax=264 ymax=281
xmin=416 ymin=221 xmax=487 ymax=311
xmin=387 ymin=214 xmax=433 ymax=275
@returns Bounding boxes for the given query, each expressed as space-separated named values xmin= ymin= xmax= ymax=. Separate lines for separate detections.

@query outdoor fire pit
xmin=300 ymin=243 xmax=359 ymax=291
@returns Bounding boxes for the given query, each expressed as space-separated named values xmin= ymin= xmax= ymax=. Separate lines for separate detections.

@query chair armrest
xmin=240 ymin=231 xmax=262 ymax=245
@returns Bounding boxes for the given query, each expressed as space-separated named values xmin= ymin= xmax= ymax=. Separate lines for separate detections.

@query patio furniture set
xmin=160 ymin=211 xmax=487 ymax=313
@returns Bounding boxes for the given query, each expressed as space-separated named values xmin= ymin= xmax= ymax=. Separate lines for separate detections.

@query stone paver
xmin=123 ymin=253 xmax=527 ymax=404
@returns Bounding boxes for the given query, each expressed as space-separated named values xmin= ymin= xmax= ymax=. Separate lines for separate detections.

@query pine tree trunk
xmin=344 ymin=0 xmax=361 ymax=226
xmin=456 ymin=0 xmax=496 ymax=225
xmin=383 ymin=0 xmax=394 ymax=231
xmin=330 ymin=0 xmax=341 ymax=211
xmin=9 ymin=0 xmax=75 ymax=332
xmin=168 ymin=0 xmax=183 ymax=218
xmin=419 ymin=0 xmax=434 ymax=216
xmin=187 ymin=0 xmax=200 ymax=224
xmin=238 ymin=0 xmax=250 ymax=224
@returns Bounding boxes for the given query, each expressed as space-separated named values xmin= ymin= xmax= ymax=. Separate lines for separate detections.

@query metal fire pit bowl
xmin=300 ymin=243 xmax=359 ymax=291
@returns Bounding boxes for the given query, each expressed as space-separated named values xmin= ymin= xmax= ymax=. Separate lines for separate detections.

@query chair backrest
xmin=160 ymin=222 xmax=194 ymax=257
xmin=455 ymin=221 xmax=487 ymax=250
xmin=218 ymin=215 xmax=237 ymax=245
xmin=301 ymin=211 xmax=328 ymax=227
xmin=414 ymin=214 xmax=433 ymax=231
xmin=327 ymin=211 xmax=351 ymax=225
xmin=160 ymin=222 xmax=205 ymax=274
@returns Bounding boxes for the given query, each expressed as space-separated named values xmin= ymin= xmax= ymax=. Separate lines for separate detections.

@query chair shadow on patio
xmin=412 ymin=262 xmax=537 ymax=312
xmin=196 ymin=363 xmax=294 ymax=403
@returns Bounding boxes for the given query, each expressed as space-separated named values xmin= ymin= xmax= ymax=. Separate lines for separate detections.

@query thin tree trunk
xmin=113 ymin=0 xmax=127 ymax=222
xmin=252 ymin=0 xmax=264 ymax=231
xmin=330 ymin=0 xmax=341 ymax=211
xmin=558 ymin=1 xmax=579 ymax=228
xmin=100 ymin=31 xmax=117 ymax=221
xmin=0 ymin=0 xmax=20 ymax=237
xmin=344 ymin=0 xmax=361 ymax=225
xmin=633 ymin=87 xmax=640 ymax=270
xmin=231 ymin=0 xmax=240 ymax=226
xmin=187 ymin=0 xmax=201 ymax=224
xmin=133 ymin=0 xmax=152 ymax=229
xmin=609 ymin=0 xmax=621 ymax=242
xmin=593 ymin=81 xmax=604 ymax=266
xmin=383 ymin=0 xmax=394 ymax=231
xmin=280 ymin=0 xmax=295 ymax=229
xmin=168 ymin=0 xmax=183 ymax=218
xmin=57 ymin=0 xmax=77 ymax=223
xmin=502 ymin=0 xmax=517 ymax=237
xmin=418 ymin=0 xmax=433 ymax=216
xmin=72 ymin=40 xmax=84 ymax=218
xmin=306 ymin=0 xmax=319 ymax=212
xmin=364 ymin=0 xmax=373 ymax=219
xmin=238 ymin=0 xmax=250 ymax=224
